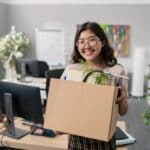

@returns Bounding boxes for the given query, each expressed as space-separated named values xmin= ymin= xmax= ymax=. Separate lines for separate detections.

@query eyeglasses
xmin=76 ymin=36 xmax=100 ymax=47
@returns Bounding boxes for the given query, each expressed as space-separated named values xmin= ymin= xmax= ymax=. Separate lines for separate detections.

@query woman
xmin=62 ymin=21 xmax=128 ymax=150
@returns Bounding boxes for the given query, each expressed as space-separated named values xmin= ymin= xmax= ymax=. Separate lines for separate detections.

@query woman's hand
xmin=116 ymin=86 xmax=128 ymax=116
xmin=116 ymin=86 xmax=126 ymax=104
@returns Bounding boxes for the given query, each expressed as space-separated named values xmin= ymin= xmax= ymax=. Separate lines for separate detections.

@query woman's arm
xmin=116 ymin=66 xmax=128 ymax=116
xmin=117 ymin=85 xmax=128 ymax=116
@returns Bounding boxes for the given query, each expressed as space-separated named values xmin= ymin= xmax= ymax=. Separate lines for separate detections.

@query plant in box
xmin=80 ymin=60 xmax=118 ymax=86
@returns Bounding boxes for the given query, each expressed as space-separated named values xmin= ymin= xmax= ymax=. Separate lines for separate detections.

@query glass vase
xmin=4 ymin=62 xmax=17 ymax=80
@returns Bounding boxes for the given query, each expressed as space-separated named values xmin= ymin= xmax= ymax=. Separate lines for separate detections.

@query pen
xmin=64 ymin=75 xmax=67 ymax=80
xmin=104 ymin=72 xmax=129 ymax=80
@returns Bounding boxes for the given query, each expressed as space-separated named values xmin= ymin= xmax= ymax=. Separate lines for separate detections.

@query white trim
xmin=1 ymin=0 xmax=150 ymax=5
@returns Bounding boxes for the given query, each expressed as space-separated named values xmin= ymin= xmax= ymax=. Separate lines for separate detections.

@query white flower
xmin=15 ymin=52 xmax=23 ymax=58
xmin=0 ymin=26 xmax=30 ymax=64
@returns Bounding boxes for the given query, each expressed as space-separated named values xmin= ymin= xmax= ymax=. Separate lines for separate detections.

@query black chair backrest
xmin=45 ymin=69 xmax=64 ymax=95
xmin=15 ymin=58 xmax=49 ymax=80
xmin=25 ymin=60 xmax=49 ymax=78
xmin=25 ymin=60 xmax=39 ymax=77
xmin=38 ymin=61 xmax=49 ymax=77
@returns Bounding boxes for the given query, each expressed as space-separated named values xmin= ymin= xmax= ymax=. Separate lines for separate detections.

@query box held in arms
xmin=44 ymin=70 xmax=118 ymax=141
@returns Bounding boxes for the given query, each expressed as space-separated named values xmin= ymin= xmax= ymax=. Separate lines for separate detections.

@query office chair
xmin=45 ymin=68 xmax=64 ymax=96
xmin=15 ymin=59 xmax=49 ymax=80
xmin=26 ymin=60 xmax=49 ymax=78
xmin=43 ymin=68 xmax=64 ymax=112
xmin=38 ymin=61 xmax=50 ymax=77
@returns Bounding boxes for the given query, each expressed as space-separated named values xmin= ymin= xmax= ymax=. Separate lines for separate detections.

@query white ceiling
xmin=0 ymin=0 xmax=150 ymax=5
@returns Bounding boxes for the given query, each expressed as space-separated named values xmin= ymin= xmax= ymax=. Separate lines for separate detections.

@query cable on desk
xmin=0 ymin=117 xmax=18 ymax=148
xmin=0 ymin=125 xmax=9 ymax=147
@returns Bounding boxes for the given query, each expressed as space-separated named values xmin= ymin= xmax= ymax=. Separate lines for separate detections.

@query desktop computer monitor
xmin=0 ymin=81 xmax=44 ymax=138
xmin=0 ymin=81 xmax=44 ymax=124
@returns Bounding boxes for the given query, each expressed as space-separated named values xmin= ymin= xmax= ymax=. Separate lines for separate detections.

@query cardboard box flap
xmin=108 ymin=88 xmax=118 ymax=140
xmin=44 ymin=79 xmax=117 ymax=141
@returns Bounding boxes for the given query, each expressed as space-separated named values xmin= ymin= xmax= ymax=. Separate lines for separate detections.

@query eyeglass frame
xmin=76 ymin=36 xmax=101 ymax=47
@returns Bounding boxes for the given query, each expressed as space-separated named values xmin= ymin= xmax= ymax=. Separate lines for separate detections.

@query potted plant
xmin=0 ymin=26 xmax=30 ymax=79
xmin=142 ymin=64 xmax=150 ymax=125
xmin=142 ymin=107 xmax=150 ymax=125
xmin=80 ymin=59 xmax=118 ymax=86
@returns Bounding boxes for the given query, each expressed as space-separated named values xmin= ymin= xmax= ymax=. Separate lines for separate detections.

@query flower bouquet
xmin=0 ymin=26 xmax=30 ymax=79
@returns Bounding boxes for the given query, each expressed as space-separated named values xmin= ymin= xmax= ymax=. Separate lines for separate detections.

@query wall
xmin=0 ymin=3 xmax=8 ymax=79
xmin=4 ymin=4 xmax=150 ymax=72
xmin=0 ymin=3 xmax=8 ymax=36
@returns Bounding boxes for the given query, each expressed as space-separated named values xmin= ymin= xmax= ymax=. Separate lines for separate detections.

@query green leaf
xmin=142 ymin=107 xmax=150 ymax=125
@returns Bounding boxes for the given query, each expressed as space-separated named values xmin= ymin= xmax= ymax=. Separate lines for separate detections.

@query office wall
xmin=0 ymin=3 xmax=8 ymax=79
xmin=5 ymin=4 xmax=150 ymax=72
xmin=0 ymin=3 xmax=8 ymax=36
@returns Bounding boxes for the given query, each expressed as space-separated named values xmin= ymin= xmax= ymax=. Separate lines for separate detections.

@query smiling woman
xmin=76 ymin=29 xmax=103 ymax=63
xmin=62 ymin=21 xmax=128 ymax=150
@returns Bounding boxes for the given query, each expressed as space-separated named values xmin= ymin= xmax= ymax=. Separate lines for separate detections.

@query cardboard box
xmin=44 ymin=78 xmax=118 ymax=141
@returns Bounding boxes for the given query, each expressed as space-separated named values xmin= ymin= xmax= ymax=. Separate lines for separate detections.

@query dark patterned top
xmin=68 ymin=135 xmax=116 ymax=150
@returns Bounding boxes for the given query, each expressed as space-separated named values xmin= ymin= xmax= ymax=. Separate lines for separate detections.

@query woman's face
xmin=76 ymin=29 xmax=103 ymax=62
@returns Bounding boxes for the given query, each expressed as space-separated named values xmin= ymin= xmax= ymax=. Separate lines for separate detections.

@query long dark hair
xmin=71 ymin=21 xmax=117 ymax=66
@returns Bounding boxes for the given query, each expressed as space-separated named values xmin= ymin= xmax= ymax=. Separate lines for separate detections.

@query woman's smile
xmin=82 ymin=48 xmax=95 ymax=56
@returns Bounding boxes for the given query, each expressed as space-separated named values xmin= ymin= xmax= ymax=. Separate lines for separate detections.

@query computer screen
xmin=0 ymin=81 xmax=44 ymax=124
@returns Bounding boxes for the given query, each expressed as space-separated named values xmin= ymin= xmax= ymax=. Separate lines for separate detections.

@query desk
xmin=0 ymin=119 xmax=127 ymax=150
xmin=2 ymin=77 xmax=46 ymax=90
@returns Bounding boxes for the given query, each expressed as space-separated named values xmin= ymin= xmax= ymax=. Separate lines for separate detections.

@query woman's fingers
xmin=116 ymin=86 xmax=124 ymax=104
